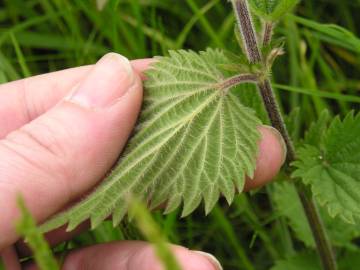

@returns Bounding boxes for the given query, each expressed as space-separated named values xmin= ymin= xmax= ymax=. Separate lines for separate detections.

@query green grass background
xmin=1 ymin=0 xmax=360 ymax=269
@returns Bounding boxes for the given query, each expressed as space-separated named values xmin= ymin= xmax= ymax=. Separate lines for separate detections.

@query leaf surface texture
xmin=293 ymin=112 xmax=360 ymax=224
xmin=41 ymin=49 xmax=261 ymax=231
xmin=273 ymin=181 xmax=360 ymax=248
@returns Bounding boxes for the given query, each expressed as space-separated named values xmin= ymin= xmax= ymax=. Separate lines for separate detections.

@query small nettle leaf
xmin=272 ymin=182 xmax=314 ymax=247
xmin=303 ymin=109 xmax=331 ymax=146
xmin=41 ymin=49 xmax=261 ymax=232
xmin=273 ymin=250 xmax=360 ymax=270
xmin=233 ymin=83 xmax=268 ymax=123
xmin=270 ymin=252 xmax=320 ymax=270
xmin=273 ymin=181 xmax=360 ymax=248
xmin=284 ymin=107 xmax=301 ymax=141
xmin=293 ymin=112 xmax=360 ymax=224
xmin=338 ymin=251 xmax=360 ymax=270
xmin=248 ymin=0 xmax=300 ymax=21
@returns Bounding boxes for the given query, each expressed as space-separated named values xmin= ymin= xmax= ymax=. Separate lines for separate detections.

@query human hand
xmin=0 ymin=53 xmax=286 ymax=270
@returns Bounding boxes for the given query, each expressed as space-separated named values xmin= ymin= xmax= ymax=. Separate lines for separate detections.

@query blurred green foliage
xmin=1 ymin=0 xmax=360 ymax=269
xmin=16 ymin=197 xmax=59 ymax=270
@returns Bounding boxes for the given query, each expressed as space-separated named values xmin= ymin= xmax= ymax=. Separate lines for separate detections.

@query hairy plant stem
xmin=262 ymin=22 xmax=273 ymax=47
xmin=231 ymin=1 xmax=337 ymax=269
xmin=232 ymin=0 xmax=262 ymax=63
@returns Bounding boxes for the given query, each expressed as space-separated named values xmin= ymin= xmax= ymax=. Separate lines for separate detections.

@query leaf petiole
xmin=219 ymin=73 xmax=258 ymax=90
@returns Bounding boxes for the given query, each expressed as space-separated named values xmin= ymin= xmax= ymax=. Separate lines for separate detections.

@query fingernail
xmin=264 ymin=126 xmax=287 ymax=164
xmin=194 ymin=251 xmax=223 ymax=270
xmin=66 ymin=53 xmax=135 ymax=108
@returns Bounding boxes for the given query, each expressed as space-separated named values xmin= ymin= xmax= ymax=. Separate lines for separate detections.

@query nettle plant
xmin=40 ymin=1 xmax=360 ymax=269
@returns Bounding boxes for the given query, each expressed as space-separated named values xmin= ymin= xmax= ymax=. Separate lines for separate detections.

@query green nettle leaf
xmin=284 ymin=107 xmax=301 ymax=141
xmin=249 ymin=0 xmax=300 ymax=21
xmin=338 ymin=251 xmax=360 ymax=270
xmin=233 ymin=83 xmax=268 ymax=123
xmin=271 ymin=252 xmax=321 ymax=270
xmin=273 ymin=181 xmax=360 ymax=248
xmin=303 ymin=110 xmax=331 ymax=146
xmin=41 ymin=49 xmax=261 ymax=232
xmin=272 ymin=182 xmax=314 ymax=247
xmin=293 ymin=112 xmax=360 ymax=224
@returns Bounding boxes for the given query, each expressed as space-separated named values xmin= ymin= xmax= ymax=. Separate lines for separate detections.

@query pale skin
xmin=0 ymin=53 xmax=286 ymax=270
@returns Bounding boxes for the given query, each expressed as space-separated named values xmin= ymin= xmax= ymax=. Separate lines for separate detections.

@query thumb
xmin=0 ymin=53 xmax=143 ymax=248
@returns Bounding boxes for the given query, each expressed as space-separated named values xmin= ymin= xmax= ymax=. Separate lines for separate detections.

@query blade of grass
xmin=234 ymin=196 xmax=279 ymax=260
xmin=274 ymin=84 xmax=360 ymax=103
xmin=121 ymin=14 xmax=177 ymax=49
xmin=16 ymin=196 xmax=59 ymax=270
xmin=10 ymin=32 xmax=31 ymax=77
xmin=129 ymin=198 xmax=181 ymax=270
xmin=0 ymin=51 xmax=21 ymax=80
xmin=290 ymin=14 xmax=360 ymax=54
xmin=0 ymin=12 xmax=64 ymax=46
xmin=212 ymin=206 xmax=254 ymax=270
xmin=299 ymin=33 xmax=328 ymax=116
xmin=5 ymin=31 xmax=107 ymax=54
xmin=185 ymin=0 xmax=224 ymax=48
xmin=176 ymin=0 xmax=220 ymax=49
xmin=129 ymin=0 xmax=147 ymax=57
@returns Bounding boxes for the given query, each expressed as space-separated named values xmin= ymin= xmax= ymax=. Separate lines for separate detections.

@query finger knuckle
xmin=3 ymin=124 xmax=76 ymax=200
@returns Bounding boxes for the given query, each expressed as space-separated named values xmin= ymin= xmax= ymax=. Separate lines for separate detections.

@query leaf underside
xmin=293 ymin=112 xmax=360 ymax=224
xmin=41 ymin=49 xmax=261 ymax=232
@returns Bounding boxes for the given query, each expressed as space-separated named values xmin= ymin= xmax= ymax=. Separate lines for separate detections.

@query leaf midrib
xmin=96 ymin=92 xmax=221 ymax=203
